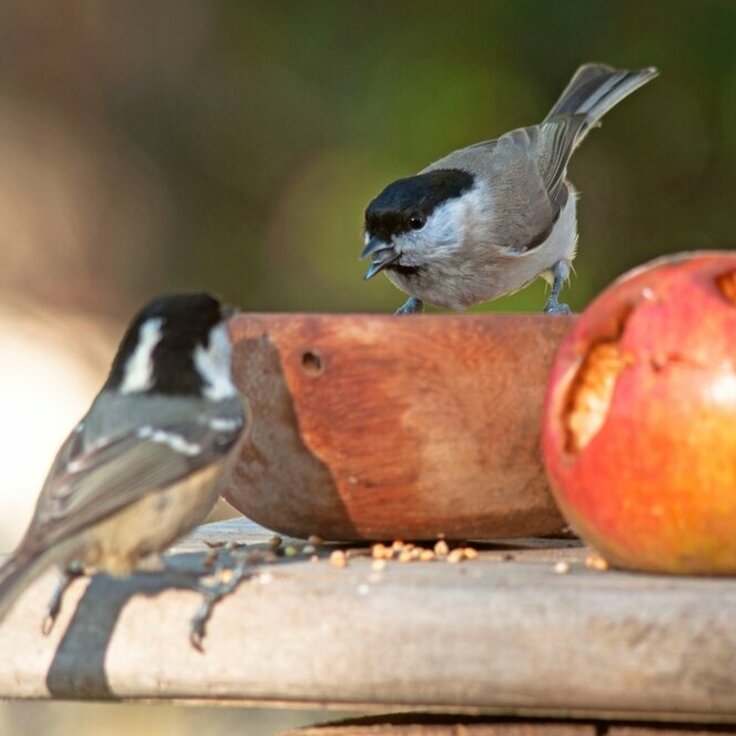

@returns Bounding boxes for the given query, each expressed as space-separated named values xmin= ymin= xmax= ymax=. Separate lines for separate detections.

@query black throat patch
xmin=365 ymin=168 xmax=475 ymax=242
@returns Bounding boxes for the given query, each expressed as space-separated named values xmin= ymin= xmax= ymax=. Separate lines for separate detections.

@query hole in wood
xmin=301 ymin=350 xmax=324 ymax=376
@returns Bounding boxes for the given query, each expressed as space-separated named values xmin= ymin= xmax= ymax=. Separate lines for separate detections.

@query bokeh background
xmin=0 ymin=1 xmax=735 ymax=733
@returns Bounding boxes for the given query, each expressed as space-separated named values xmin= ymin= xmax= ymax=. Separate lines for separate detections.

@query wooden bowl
xmin=225 ymin=313 xmax=574 ymax=541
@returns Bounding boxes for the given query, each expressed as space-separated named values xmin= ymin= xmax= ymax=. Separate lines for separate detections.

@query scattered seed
xmin=357 ymin=584 xmax=370 ymax=596
xmin=310 ymin=554 xmax=319 ymax=563
xmin=398 ymin=550 xmax=413 ymax=563
xmin=269 ymin=535 xmax=283 ymax=549
xmin=434 ymin=540 xmax=449 ymax=557
xmin=330 ymin=550 xmax=347 ymax=568
xmin=372 ymin=543 xmax=389 ymax=559
xmin=392 ymin=540 xmax=404 ymax=553
xmin=219 ymin=568 xmax=234 ymax=584
xmin=371 ymin=559 xmax=386 ymax=572
xmin=303 ymin=544 xmax=316 ymax=555
xmin=447 ymin=549 xmax=464 ymax=564
xmin=419 ymin=550 xmax=435 ymax=562
xmin=284 ymin=545 xmax=298 ymax=558
xmin=554 ymin=561 xmax=571 ymax=574
xmin=308 ymin=534 xmax=324 ymax=546
xmin=585 ymin=554 xmax=609 ymax=571
xmin=463 ymin=547 xmax=479 ymax=560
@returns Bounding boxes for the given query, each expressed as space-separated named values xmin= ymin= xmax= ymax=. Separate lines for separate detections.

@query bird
xmin=0 ymin=292 xmax=247 ymax=646
xmin=360 ymin=63 xmax=658 ymax=315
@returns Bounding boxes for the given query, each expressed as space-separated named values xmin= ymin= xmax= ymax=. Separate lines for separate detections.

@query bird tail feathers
xmin=545 ymin=63 xmax=658 ymax=142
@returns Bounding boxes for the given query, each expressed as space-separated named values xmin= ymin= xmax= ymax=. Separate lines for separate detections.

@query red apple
xmin=542 ymin=251 xmax=736 ymax=574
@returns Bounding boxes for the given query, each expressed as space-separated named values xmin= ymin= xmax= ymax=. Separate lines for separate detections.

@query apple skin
xmin=542 ymin=252 xmax=736 ymax=574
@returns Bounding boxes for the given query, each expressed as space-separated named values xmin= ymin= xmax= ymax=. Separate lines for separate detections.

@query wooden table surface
xmin=1 ymin=517 xmax=735 ymax=724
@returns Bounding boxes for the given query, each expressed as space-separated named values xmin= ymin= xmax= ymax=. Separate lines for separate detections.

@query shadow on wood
xmin=45 ymin=554 xmax=213 ymax=699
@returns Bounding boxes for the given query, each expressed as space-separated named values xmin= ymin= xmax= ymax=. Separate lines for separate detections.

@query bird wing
xmin=430 ymin=114 xmax=587 ymax=252
xmin=23 ymin=415 xmax=244 ymax=551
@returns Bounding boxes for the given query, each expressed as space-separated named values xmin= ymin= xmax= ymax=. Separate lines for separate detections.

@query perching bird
xmin=0 ymin=293 xmax=246 ymax=644
xmin=360 ymin=63 xmax=658 ymax=314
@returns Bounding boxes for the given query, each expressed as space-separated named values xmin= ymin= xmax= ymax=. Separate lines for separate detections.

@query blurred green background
xmin=1 ymin=1 xmax=735 ymax=734
xmin=2 ymin=0 xmax=734 ymax=320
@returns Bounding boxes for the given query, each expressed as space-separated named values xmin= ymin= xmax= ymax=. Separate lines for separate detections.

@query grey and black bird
xmin=0 ymin=293 xmax=247 ymax=644
xmin=360 ymin=63 xmax=658 ymax=314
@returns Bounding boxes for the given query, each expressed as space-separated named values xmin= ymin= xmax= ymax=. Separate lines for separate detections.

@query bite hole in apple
xmin=715 ymin=270 xmax=736 ymax=306
xmin=562 ymin=307 xmax=634 ymax=455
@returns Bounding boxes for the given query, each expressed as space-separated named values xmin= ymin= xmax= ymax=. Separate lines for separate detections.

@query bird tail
xmin=0 ymin=549 xmax=51 ymax=624
xmin=545 ymin=63 xmax=658 ymax=142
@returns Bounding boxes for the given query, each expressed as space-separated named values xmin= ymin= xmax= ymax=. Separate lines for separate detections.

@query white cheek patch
xmin=119 ymin=318 xmax=164 ymax=394
xmin=137 ymin=426 xmax=201 ymax=457
xmin=194 ymin=324 xmax=237 ymax=401
xmin=209 ymin=416 xmax=243 ymax=431
xmin=396 ymin=182 xmax=490 ymax=265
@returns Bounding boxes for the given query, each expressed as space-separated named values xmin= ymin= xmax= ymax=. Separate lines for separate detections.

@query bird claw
xmin=543 ymin=299 xmax=571 ymax=315
xmin=188 ymin=555 xmax=250 ymax=652
xmin=41 ymin=564 xmax=84 ymax=635
xmin=395 ymin=297 xmax=424 ymax=315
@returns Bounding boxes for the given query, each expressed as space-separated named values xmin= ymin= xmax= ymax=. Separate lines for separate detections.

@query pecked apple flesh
xmin=542 ymin=252 xmax=736 ymax=574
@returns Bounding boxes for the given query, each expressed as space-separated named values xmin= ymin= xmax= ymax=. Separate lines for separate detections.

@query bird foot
xmin=543 ymin=298 xmax=571 ymax=315
xmin=42 ymin=563 xmax=85 ymax=635
xmin=395 ymin=297 xmax=424 ymax=315
xmin=189 ymin=552 xmax=250 ymax=652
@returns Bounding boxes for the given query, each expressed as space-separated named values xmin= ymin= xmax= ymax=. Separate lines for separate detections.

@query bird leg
xmin=189 ymin=548 xmax=250 ymax=651
xmin=395 ymin=297 xmax=424 ymax=315
xmin=543 ymin=261 xmax=572 ymax=315
xmin=42 ymin=562 xmax=85 ymax=634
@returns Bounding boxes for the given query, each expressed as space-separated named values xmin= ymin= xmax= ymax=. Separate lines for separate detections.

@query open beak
xmin=360 ymin=237 xmax=400 ymax=280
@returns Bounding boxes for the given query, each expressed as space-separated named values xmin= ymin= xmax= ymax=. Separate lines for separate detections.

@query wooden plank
xmin=1 ymin=518 xmax=736 ymax=723
xmin=283 ymin=719 xmax=597 ymax=736
xmin=284 ymin=717 xmax=736 ymax=736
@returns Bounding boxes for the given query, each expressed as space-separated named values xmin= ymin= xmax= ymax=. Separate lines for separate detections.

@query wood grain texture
xmin=284 ymin=716 xmax=736 ymax=736
xmin=225 ymin=314 xmax=573 ymax=540
xmin=283 ymin=718 xmax=598 ymax=736
xmin=1 ymin=518 xmax=736 ymax=724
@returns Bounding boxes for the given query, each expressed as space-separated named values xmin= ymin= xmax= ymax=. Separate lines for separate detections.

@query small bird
xmin=360 ymin=63 xmax=658 ymax=314
xmin=0 ymin=293 xmax=247 ymax=644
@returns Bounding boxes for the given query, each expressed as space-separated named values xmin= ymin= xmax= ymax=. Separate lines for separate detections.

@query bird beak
xmin=360 ymin=237 xmax=387 ymax=259
xmin=360 ymin=237 xmax=400 ymax=280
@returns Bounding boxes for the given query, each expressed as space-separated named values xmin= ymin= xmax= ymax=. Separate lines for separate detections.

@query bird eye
xmin=409 ymin=214 xmax=425 ymax=230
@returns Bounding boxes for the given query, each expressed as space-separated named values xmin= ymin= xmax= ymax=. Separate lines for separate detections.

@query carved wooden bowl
xmin=224 ymin=313 xmax=574 ymax=541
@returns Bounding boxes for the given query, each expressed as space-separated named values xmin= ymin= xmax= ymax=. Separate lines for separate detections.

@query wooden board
xmin=1 ymin=517 xmax=736 ymax=724
xmin=284 ymin=718 xmax=736 ymax=736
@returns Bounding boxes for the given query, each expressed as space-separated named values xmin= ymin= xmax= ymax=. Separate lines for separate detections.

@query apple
xmin=542 ymin=252 xmax=736 ymax=574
